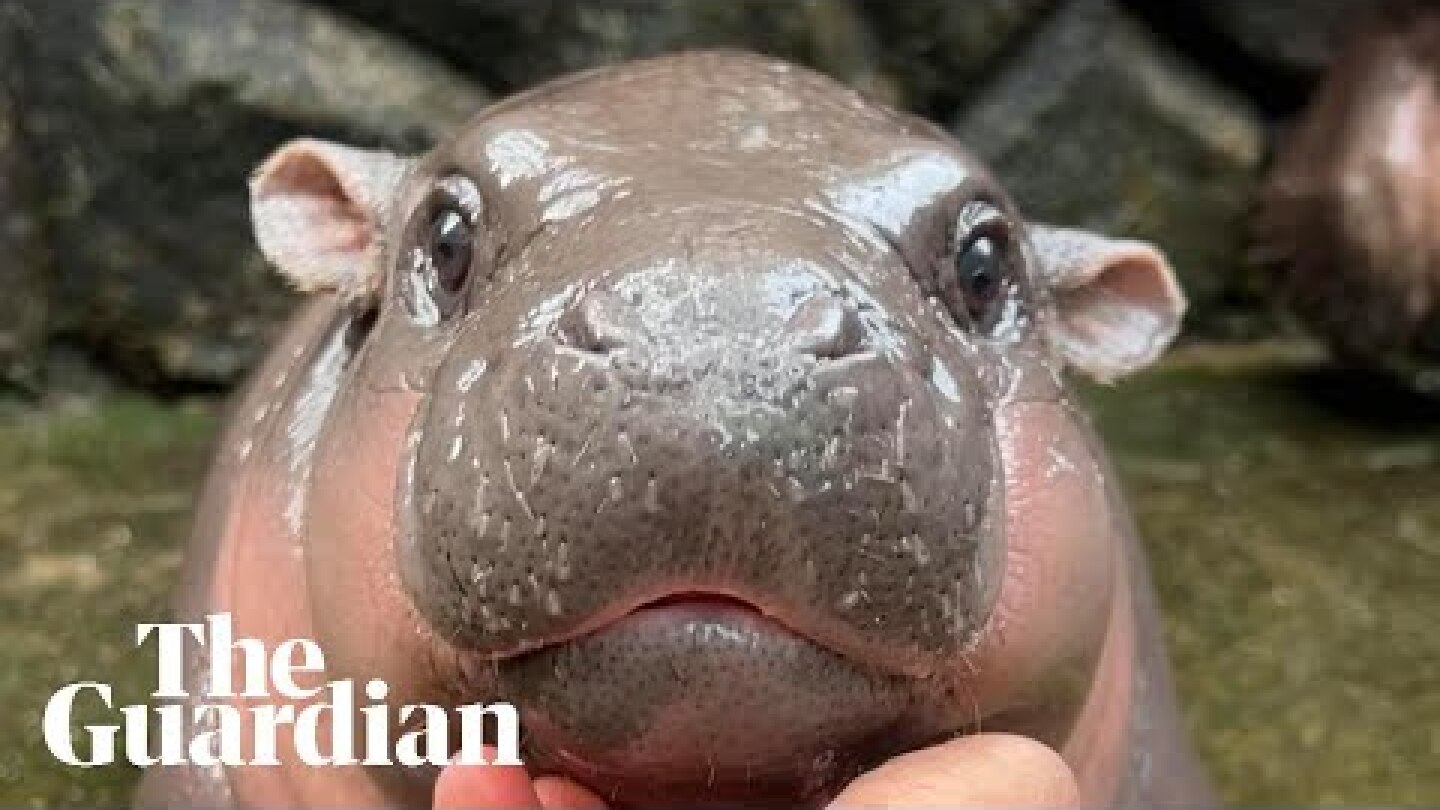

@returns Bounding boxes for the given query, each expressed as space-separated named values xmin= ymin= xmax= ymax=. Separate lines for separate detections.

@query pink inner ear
xmin=255 ymin=151 xmax=373 ymax=258
xmin=1084 ymin=252 xmax=1182 ymax=320
xmin=1051 ymin=245 xmax=1184 ymax=382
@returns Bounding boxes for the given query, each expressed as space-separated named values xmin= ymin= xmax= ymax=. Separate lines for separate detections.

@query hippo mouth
xmin=486 ymin=588 xmax=835 ymax=661
xmin=629 ymin=590 xmax=768 ymax=614
xmin=479 ymin=587 xmax=962 ymax=804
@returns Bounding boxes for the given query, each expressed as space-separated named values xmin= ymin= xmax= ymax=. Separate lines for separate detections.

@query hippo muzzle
xmin=397 ymin=203 xmax=1000 ymax=789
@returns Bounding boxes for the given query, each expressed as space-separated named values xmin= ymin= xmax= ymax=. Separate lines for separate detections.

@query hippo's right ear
xmin=249 ymin=138 xmax=414 ymax=301
xmin=1029 ymin=225 xmax=1186 ymax=383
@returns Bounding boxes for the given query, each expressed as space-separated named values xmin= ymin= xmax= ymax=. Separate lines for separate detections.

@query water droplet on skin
xmin=901 ymin=480 xmax=918 ymax=512
xmin=532 ymin=436 xmax=551 ymax=483
xmin=555 ymin=541 xmax=571 ymax=581
xmin=910 ymin=533 xmax=930 ymax=565
xmin=788 ymin=476 xmax=805 ymax=503
xmin=457 ymin=358 xmax=488 ymax=392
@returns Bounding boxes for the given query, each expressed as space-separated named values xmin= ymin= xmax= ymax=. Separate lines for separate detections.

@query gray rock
xmin=0 ymin=5 xmax=46 ymax=393
xmin=954 ymin=0 xmax=1266 ymax=337
xmin=320 ymin=0 xmax=897 ymax=103
xmin=1125 ymin=0 xmax=1385 ymax=114
xmin=14 ymin=0 xmax=488 ymax=387
xmin=857 ymin=0 xmax=1058 ymax=116
xmin=1185 ymin=0 xmax=1372 ymax=81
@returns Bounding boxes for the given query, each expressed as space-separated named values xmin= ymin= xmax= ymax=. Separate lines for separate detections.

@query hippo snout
xmin=395 ymin=250 xmax=1003 ymax=788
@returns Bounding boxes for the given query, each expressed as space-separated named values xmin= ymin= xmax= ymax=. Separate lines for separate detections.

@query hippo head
xmin=248 ymin=52 xmax=1182 ymax=805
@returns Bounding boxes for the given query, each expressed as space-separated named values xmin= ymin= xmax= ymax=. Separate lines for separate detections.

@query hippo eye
xmin=948 ymin=201 xmax=1017 ymax=335
xmin=404 ymin=174 xmax=484 ymax=324
xmin=426 ymin=207 xmax=473 ymax=296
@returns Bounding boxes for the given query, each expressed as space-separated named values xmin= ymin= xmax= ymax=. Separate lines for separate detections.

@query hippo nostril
xmin=561 ymin=291 xmax=639 ymax=354
xmin=787 ymin=294 xmax=864 ymax=359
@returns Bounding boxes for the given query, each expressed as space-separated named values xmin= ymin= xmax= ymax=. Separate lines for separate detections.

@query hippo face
xmin=249 ymin=52 xmax=1183 ymax=804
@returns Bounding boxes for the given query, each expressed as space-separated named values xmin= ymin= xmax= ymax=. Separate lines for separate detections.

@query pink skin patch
xmin=979 ymin=399 xmax=1130 ymax=804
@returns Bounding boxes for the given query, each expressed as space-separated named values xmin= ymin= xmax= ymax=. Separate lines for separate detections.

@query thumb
xmin=829 ymin=733 xmax=1081 ymax=808
xmin=433 ymin=760 xmax=542 ymax=810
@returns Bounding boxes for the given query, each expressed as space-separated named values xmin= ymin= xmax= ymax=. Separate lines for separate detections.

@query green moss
xmin=1081 ymin=344 xmax=1440 ymax=805
xmin=0 ymin=396 xmax=216 ymax=807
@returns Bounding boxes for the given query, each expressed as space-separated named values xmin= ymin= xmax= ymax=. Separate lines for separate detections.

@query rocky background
xmin=0 ymin=0 xmax=1383 ymax=397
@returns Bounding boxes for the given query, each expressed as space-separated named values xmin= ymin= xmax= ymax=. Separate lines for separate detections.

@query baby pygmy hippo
xmin=137 ymin=51 xmax=1211 ymax=808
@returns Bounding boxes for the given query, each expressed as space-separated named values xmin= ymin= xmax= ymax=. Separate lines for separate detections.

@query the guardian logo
xmin=42 ymin=614 xmax=520 ymax=769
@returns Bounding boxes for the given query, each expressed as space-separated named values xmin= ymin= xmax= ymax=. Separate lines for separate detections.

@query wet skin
xmin=136 ymin=52 xmax=1212 ymax=808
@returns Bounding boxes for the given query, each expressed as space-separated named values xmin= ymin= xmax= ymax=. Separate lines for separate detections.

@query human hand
xmin=433 ymin=733 xmax=1079 ymax=808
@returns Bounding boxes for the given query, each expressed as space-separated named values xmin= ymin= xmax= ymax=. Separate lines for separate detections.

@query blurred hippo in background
xmin=136 ymin=51 xmax=1212 ymax=807
xmin=1260 ymin=3 xmax=1440 ymax=393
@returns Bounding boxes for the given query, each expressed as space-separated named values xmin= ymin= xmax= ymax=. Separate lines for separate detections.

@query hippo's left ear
xmin=249 ymin=138 xmax=414 ymax=301
xmin=1029 ymin=225 xmax=1186 ymax=382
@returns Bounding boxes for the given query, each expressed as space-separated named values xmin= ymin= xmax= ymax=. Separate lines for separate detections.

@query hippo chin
xmin=137 ymin=51 xmax=1212 ymax=808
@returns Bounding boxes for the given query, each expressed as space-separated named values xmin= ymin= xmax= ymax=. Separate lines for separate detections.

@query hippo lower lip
xmin=492 ymin=594 xmax=944 ymax=802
